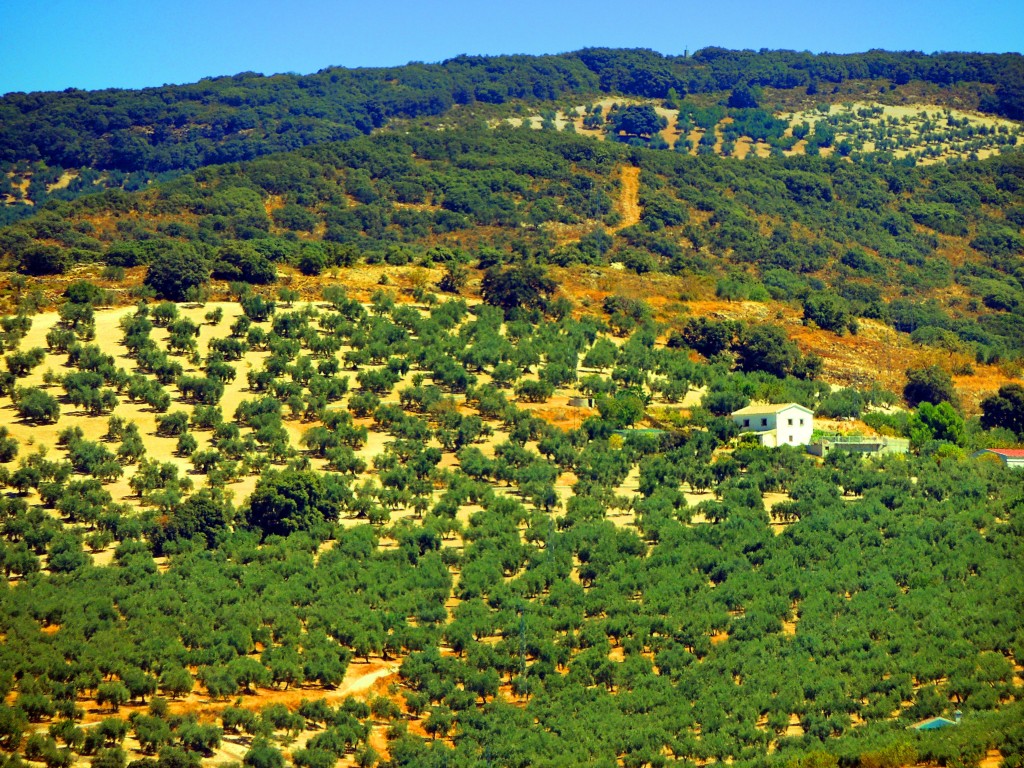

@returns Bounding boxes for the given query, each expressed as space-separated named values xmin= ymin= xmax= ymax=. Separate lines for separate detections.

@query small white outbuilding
xmin=731 ymin=402 xmax=814 ymax=447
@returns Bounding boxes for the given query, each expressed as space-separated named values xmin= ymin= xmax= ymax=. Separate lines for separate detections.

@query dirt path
xmin=335 ymin=661 xmax=399 ymax=698
xmin=614 ymin=166 xmax=642 ymax=230
xmin=70 ymin=658 xmax=403 ymax=731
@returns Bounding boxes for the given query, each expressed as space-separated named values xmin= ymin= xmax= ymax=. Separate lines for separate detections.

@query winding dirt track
xmin=614 ymin=165 xmax=641 ymax=230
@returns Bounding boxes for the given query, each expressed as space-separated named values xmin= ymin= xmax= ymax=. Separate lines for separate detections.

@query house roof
xmin=975 ymin=448 xmax=1024 ymax=458
xmin=731 ymin=402 xmax=814 ymax=417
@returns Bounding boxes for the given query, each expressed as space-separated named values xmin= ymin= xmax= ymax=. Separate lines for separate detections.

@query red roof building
xmin=972 ymin=448 xmax=1024 ymax=467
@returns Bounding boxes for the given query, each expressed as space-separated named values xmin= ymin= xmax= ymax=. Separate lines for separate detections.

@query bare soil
xmin=613 ymin=165 xmax=642 ymax=231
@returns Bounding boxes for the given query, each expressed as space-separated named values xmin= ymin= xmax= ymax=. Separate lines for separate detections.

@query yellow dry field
xmin=6 ymin=302 xmax=273 ymax=510
xmin=2 ymin=170 xmax=99 ymax=206
xmin=502 ymin=98 xmax=1021 ymax=164
xmin=48 ymin=171 xmax=76 ymax=192
xmin=0 ymin=301 xmax=568 ymax=570
xmin=783 ymin=102 xmax=1022 ymax=162
xmin=4 ymin=301 xmax=488 ymax=524
xmin=2 ymin=173 xmax=31 ymax=206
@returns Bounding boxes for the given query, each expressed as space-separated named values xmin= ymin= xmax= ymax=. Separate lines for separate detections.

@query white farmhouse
xmin=731 ymin=402 xmax=814 ymax=447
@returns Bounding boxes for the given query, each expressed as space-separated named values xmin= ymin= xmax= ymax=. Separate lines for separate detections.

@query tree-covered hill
xmin=1 ymin=47 xmax=1022 ymax=178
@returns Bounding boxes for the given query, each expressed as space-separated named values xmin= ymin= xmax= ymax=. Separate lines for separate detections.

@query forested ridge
xmin=1 ymin=47 xmax=1022 ymax=179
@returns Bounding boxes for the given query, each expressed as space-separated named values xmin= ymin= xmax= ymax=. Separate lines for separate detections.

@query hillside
xmin=1 ymin=47 xmax=1024 ymax=768
xmin=3 ymin=123 xmax=1024 ymax=405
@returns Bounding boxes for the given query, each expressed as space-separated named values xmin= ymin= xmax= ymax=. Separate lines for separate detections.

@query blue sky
xmin=1 ymin=0 xmax=1022 ymax=94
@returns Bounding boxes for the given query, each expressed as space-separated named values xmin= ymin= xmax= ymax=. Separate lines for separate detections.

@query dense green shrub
xmin=803 ymin=292 xmax=854 ymax=334
xmin=14 ymin=387 xmax=60 ymax=423
xmin=247 ymin=469 xmax=337 ymax=538
xmin=904 ymin=365 xmax=958 ymax=408
xmin=19 ymin=244 xmax=69 ymax=275
xmin=143 ymin=243 xmax=211 ymax=301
